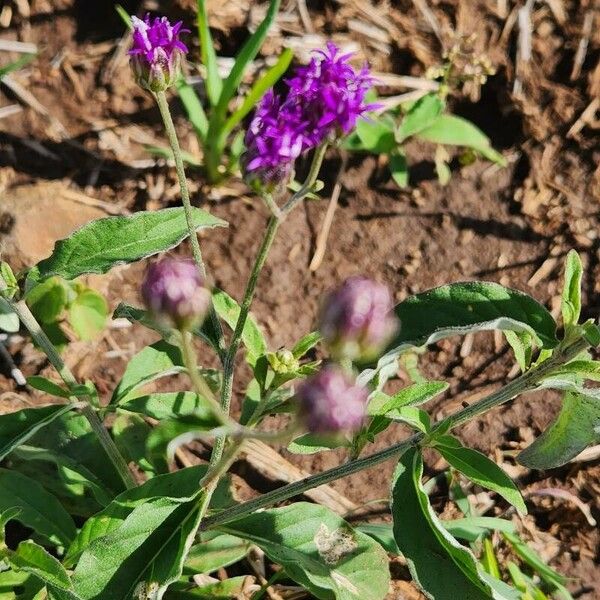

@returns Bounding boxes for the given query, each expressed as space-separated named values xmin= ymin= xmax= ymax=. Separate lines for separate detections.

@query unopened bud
xmin=296 ymin=366 xmax=368 ymax=433
xmin=319 ymin=276 xmax=398 ymax=361
xmin=141 ymin=258 xmax=210 ymax=330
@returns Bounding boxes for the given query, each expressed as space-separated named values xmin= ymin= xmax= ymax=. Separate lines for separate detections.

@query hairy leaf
xmin=0 ymin=469 xmax=76 ymax=546
xmin=391 ymin=448 xmax=515 ymax=600
xmin=220 ymin=503 xmax=390 ymax=600
xmin=561 ymin=250 xmax=583 ymax=328
xmin=517 ymin=390 xmax=600 ymax=469
xmin=397 ymin=93 xmax=444 ymax=142
xmin=435 ymin=436 xmax=527 ymax=514
xmin=69 ymin=289 xmax=108 ymax=341
xmin=29 ymin=208 xmax=226 ymax=282
xmin=183 ymin=532 xmax=250 ymax=575
xmin=0 ymin=297 xmax=19 ymax=333
xmin=0 ymin=404 xmax=75 ymax=461
xmin=118 ymin=391 xmax=212 ymax=421
xmin=389 ymin=281 xmax=558 ymax=353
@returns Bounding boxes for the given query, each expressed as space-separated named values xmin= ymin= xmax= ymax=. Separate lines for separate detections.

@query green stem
xmin=0 ymin=285 xmax=136 ymax=490
xmin=281 ymin=143 xmax=328 ymax=215
xmin=200 ymin=337 xmax=589 ymax=529
xmin=209 ymin=214 xmax=280 ymax=468
xmin=154 ymin=91 xmax=226 ymax=361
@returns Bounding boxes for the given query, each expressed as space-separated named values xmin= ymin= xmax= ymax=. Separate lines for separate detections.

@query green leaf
xmin=9 ymin=541 xmax=77 ymax=597
xmin=435 ymin=436 xmax=527 ymax=514
xmin=176 ymin=78 xmax=209 ymax=141
xmin=503 ymin=532 xmax=567 ymax=589
xmin=26 ymin=278 xmax=67 ymax=324
xmin=561 ymin=250 xmax=583 ymax=328
xmin=29 ymin=207 xmax=226 ymax=283
xmin=223 ymin=48 xmax=294 ymax=135
xmin=26 ymin=376 xmax=71 ymax=399
xmin=287 ymin=433 xmax=350 ymax=455
xmin=504 ymin=330 xmax=533 ymax=372
xmin=0 ymin=53 xmax=36 ymax=79
xmin=166 ymin=577 xmax=248 ymax=598
xmin=389 ymin=148 xmax=409 ymax=187
xmin=72 ymin=495 xmax=202 ymax=599
xmin=114 ymin=4 xmax=132 ymax=29
xmin=118 ymin=391 xmax=213 ymax=421
xmin=216 ymin=0 xmax=281 ymax=113
xmin=0 ymin=298 xmax=18 ymax=333
xmin=111 ymin=340 xmax=185 ymax=403
xmin=416 ymin=115 xmax=507 ymax=165
xmin=196 ymin=0 xmax=222 ymax=106
xmin=517 ymin=389 xmax=600 ymax=469
xmin=388 ymin=281 xmax=558 ymax=353
xmin=0 ymin=469 xmax=76 ymax=547
xmin=184 ymin=533 xmax=250 ymax=575
xmin=355 ymin=523 xmax=399 ymax=554
xmin=113 ymin=413 xmax=167 ymax=476
xmin=113 ymin=302 xmax=180 ymax=345
xmin=391 ymin=448 xmax=511 ymax=600
xmin=355 ymin=115 xmax=396 ymax=154
xmin=0 ymin=404 xmax=75 ymax=461
xmin=68 ymin=289 xmax=108 ymax=341
xmin=10 ymin=445 xmax=113 ymax=508
xmin=146 ymin=413 xmax=221 ymax=463
xmin=443 ymin=517 xmax=516 ymax=542
xmin=397 ymin=93 xmax=444 ymax=142
xmin=145 ymin=144 xmax=202 ymax=167
xmin=292 ymin=332 xmax=322 ymax=358
xmin=549 ymin=360 xmax=600 ymax=382
xmin=209 ymin=289 xmax=267 ymax=365
xmin=367 ymin=382 xmax=448 ymax=416
xmin=220 ymin=503 xmax=390 ymax=600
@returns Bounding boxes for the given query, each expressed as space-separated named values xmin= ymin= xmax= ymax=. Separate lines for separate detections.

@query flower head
xmin=296 ymin=366 xmax=368 ymax=433
xmin=142 ymin=258 xmax=210 ymax=329
xmin=243 ymin=42 xmax=374 ymax=189
xmin=287 ymin=42 xmax=375 ymax=137
xmin=129 ymin=15 xmax=189 ymax=92
xmin=319 ymin=276 xmax=398 ymax=361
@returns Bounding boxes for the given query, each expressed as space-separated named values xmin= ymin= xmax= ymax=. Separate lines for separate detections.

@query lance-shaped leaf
xmin=28 ymin=207 xmax=226 ymax=283
xmin=388 ymin=281 xmax=558 ymax=354
xmin=391 ymin=448 xmax=518 ymax=600
xmin=0 ymin=404 xmax=75 ymax=461
xmin=111 ymin=340 xmax=185 ymax=403
xmin=434 ymin=435 xmax=527 ymax=514
xmin=184 ymin=532 xmax=250 ymax=575
xmin=118 ymin=391 xmax=213 ymax=421
xmin=219 ymin=503 xmax=390 ymax=600
xmin=72 ymin=495 xmax=202 ymax=600
xmin=517 ymin=389 xmax=600 ymax=469
xmin=561 ymin=250 xmax=583 ymax=328
xmin=0 ymin=469 xmax=77 ymax=547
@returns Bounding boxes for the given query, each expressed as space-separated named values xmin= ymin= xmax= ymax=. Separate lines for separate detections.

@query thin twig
xmin=309 ymin=153 xmax=348 ymax=271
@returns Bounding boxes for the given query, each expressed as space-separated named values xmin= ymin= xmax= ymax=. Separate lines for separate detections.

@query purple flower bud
xmin=319 ymin=276 xmax=398 ymax=361
xmin=141 ymin=258 xmax=211 ymax=329
xmin=129 ymin=15 xmax=189 ymax=92
xmin=296 ymin=366 xmax=368 ymax=433
xmin=243 ymin=43 xmax=374 ymax=189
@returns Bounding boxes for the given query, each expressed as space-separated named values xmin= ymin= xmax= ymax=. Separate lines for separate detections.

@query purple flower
xmin=142 ymin=258 xmax=211 ymax=329
xmin=319 ymin=276 xmax=398 ymax=361
xmin=296 ymin=366 xmax=368 ymax=433
xmin=286 ymin=42 xmax=375 ymax=136
xmin=243 ymin=42 xmax=374 ymax=189
xmin=129 ymin=14 xmax=189 ymax=92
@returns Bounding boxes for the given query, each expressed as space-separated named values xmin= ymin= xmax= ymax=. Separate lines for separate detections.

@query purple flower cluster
xmin=142 ymin=258 xmax=211 ymax=330
xmin=244 ymin=42 xmax=374 ymax=188
xmin=129 ymin=15 xmax=189 ymax=92
xmin=296 ymin=366 xmax=368 ymax=434
xmin=319 ymin=276 xmax=398 ymax=361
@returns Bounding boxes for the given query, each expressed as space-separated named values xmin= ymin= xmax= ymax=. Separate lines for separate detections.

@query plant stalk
xmin=154 ymin=91 xmax=226 ymax=361
xmin=0 ymin=282 xmax=136 ymax=489
xmin=209 ymin=214 xmax=280 ymax=467
xmin=200 ymin=337 xmax=589 ymax=529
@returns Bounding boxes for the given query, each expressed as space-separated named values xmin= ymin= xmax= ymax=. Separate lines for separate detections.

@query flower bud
xmin=319 ymin=276 xmax=398 ymax=361
xmin=129 ymin=15 xmax=189 ymax=93
xmin=141 ymin=258 xmax=211 ymax=330
xmin=296 ymin=366 xmax=368 ymax=433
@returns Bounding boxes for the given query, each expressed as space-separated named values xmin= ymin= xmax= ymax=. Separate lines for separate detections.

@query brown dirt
xmin=1 ymin=1 xmax=599 ymax=598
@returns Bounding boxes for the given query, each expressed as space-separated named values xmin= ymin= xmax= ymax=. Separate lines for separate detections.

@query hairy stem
xmin=209 ymin=214 xmax=280 ymax=467
xmin=0 ymin=282 xmax=136 ymax=489
xmin=154 ymin=91 xmax=226 ymax=361
xmin=200 ymin=337 xmax=589 ymax=529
